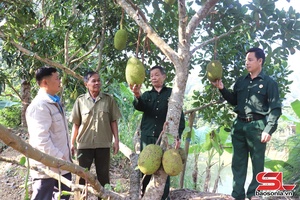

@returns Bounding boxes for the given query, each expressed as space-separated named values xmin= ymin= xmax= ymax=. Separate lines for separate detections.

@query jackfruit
xmin=114 ymin=29 xmax=128 ymax=50
xmin=138 ymin=144 xmax=163 ymax=175
xmin=162 ymin=149 xmax=183 ymax=176
xmin=206 ymin=60 xmax=223 ymax=82
xmin=125 ymin=57 xmax=145 ymax=85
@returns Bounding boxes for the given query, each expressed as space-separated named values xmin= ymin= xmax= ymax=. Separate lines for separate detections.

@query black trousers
xmin=77 ymin=148 xmax=110 ymax=186
xmin=31 ymin=172 xmax=71 ymax=200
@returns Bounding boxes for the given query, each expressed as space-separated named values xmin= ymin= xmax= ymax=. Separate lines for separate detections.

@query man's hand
xmin=211 ymin=79 xmax=224 ymax=90
xmin=71 ymin=144 xmax=76 ymax=157
xmin=175 ymin=137 xmax=181 ymax=149
xmin=129 ymin=84 xmax=142 ymax=98
xmin=261 ymin=132 xmax=271 ymax=143
xmin=113 ymin=141 xmax=119 ymax=155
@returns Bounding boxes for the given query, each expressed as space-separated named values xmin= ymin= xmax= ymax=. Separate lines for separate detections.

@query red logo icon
xmin=256 ymin=172 xmax=296 ymax=191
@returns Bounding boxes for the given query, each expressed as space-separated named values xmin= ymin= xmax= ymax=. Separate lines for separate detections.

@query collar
xmin=85 ymin=91 xmax=103 ymax=101
xmin=151 ymin=84 xmax=167 ymax=92
xmin=244 ymin=71 xmax=265 ymax=80
xmin=47 ymin=94 xmax=61 ymax=103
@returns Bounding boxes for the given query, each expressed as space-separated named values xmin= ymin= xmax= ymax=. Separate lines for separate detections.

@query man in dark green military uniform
xmin=130 ymin=65 xmax=185 ymax=200
xmin=212 ymin=47 xmax=282 ymax=200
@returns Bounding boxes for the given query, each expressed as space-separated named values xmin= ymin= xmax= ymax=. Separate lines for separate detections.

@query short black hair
xmin=83 ymin=71 xmax=98 ymax=83
xmin=246 ymin=47 xmax=265 ymax=66
xmin=150 ymin=65 xmax=166 ymax=75
xmin=35 ymin=66 xmax=57 ymax=85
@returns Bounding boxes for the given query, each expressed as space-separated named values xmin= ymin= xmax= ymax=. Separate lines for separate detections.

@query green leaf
xmin=19 ymin=156 xmax=26 ymax=166
xmin=291 ymin=100 xmax=300 ymax=119
xmin=264 ymin=158 xmax=289 ymax=172
xmin=0 ymin=100 xmax=20 ymax=109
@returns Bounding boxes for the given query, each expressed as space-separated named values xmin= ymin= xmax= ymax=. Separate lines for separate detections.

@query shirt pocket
xmin=97 ymin=107 xmax=110 ymax=123
xmin=81 ymin=110 xmax=91 ymax=124
xmin=252 ymin=85 xmax=267 ymax=108
xmin=51 ymin=112 xmax=65 ymax=133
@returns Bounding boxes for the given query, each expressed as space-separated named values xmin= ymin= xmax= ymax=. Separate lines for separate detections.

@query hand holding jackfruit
xmin=138 ymin=144 xmax=163 ymax=175
xmin=162 ymin=149 xmax=183 ymax=176
xmin=114 ymin=29 xmax=128 ymax=50
xmin=206 ymin=60 xmax=223 ymax=82
xmin=125 ymin=57 xmax=145 ymax=85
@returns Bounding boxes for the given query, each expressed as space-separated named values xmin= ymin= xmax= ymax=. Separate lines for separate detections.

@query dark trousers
xmin=142 ymin=174 xmax=170 ymax=200
xmin=31 ymin=172 xmax=71 ymax=200
xmin=77 ymin=148 xmax=110 ymax=187
xmin=231 ymin=119 xmax=267 ymax=199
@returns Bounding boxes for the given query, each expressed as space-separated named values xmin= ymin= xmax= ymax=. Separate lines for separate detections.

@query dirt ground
xmin=0 ymin=129 xmax=297 ymax=200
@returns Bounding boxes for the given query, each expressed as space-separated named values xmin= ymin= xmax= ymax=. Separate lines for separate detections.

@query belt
xmin=238 ymin=114 xmax=265 ymax=123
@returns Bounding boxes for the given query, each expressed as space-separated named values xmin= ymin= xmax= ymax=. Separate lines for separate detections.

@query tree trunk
xmin=20 ymin=80 xmax=31 ymax=127
xmin=192 ymin=153 xmax=199 ymax=190
xmin=180 ymin=111 xmax=195 ymax=188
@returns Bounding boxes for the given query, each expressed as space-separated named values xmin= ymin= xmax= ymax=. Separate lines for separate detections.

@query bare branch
xmin=178 ymin=0 xmax=188 ymax=52
xmin=64 ymin=29 xmax=70 ymax=65
xmin=190 ymin=22 xmax=243 ymax=55
xmin=70 ymin=38 xmax=100 ymax=65
xmin=0 ymin=30 xmax=83 ymax=80
xmin=115 ymin=0 xmax=179 ymax=64
xmin=184 ymin=99 xmax=225 ymax=115
xmin=6 ymin=79 xmax=22 ymax=100
xmin=96 ymin=4 xmax=107 ymax=72
xmin=186 ymin=0 xmax=219 ymax=41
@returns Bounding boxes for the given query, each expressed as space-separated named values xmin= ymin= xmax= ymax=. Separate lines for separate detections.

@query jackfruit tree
xmin=0 ymin=0 xmax=299 ymax=199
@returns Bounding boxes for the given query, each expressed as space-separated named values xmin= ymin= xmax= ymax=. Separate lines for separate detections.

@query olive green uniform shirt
xmin=219 ymin=71 xmax=282 ymax=135
xmin=69 ymin=92 xmax=121 ymax=149
xmin=133 ymin=86 xmax=185 ymax=141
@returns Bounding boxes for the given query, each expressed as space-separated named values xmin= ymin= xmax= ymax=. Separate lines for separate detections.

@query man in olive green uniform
xmin=130 ymin=66 xmax=185 ymax=200
xmin=70 ymin=71 xmax=121 ymax=196
xmin=212 ymin=47 xmax=282 ymax=200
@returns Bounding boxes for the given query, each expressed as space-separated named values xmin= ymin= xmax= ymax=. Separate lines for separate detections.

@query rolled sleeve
xmin=69 ymin=99 xmax=81 ymax=125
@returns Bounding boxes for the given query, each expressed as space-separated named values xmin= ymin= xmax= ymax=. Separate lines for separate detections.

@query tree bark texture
xmin=20 ymin=80 xmax=31 ymax=127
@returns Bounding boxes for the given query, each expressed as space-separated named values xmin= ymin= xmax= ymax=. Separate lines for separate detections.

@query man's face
xmin=45 ymin=72 xmax=61 ymax=95
xmin=85 ymin=73 xmax=101 ymax=93
xmin=150 ymin=68 xmax=166 ymax=88
xmin=245 ymin=52 xmax=262 ymax=73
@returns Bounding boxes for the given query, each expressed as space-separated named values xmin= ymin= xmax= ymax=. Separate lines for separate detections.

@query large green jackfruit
xmin=138 ymin=144 xmax=163 ymax=175
xmin=125 ymin=57 xmax=145 ymax=85
xmin=114 ymin=29 xmax=128 ymax=50
xmin=206 ymin=60 xmax=223 ymax=82
xmin=162 ymin=149 xmax=183 ymax=176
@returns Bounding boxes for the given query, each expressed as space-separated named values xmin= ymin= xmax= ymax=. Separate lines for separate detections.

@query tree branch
xmin=96 ymin=6 xmax=107 ymax=72
xmin=186 ymin=0 xmax=219 ymax=41
xmin=184 ymin=99 xmax=224 ymax=115
xmin=0 ymin=30 xmax=83 ymax=80
xmin=0 ymin=124 xmax=127 ymax=200
xmin=190 ymin=22 xmax=243 ymax=55
xmin=70 ymin=37 xmax=100 ymax=65
xmin=115 ymin=0 xmax=180 ymax=64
